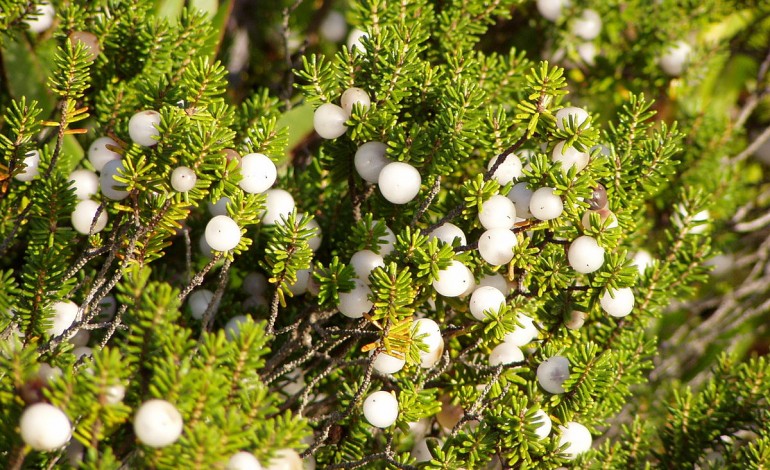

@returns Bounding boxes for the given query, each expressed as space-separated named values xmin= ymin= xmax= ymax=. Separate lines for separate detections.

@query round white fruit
xmin=488 ymin=342 xmax=524 ymax=366
xmin=350 ymin=249 xmax=385 ymax=284
xmin=487 ymin=154 xmax=523 ymax=185
xmin=226 ymin=451 xmax=262 ymax=470
xmin=429 ymin=222 xmax=466 ymax=246
xmin=319 ymin=10 xmax=347 ymax=42
xmin=224 ymin=315 xmax=249 ymax=341
xmin=378 ymin=162 xmax=421 ymax=204
xmin=288 ymin=269 xmax=312 ymax=296
xmin=552 ymin=141 xmax=589 ymax=173
xmin=25 ymin=2 xmax=56 ymax=33
xmin=414 ymin=318 xmax=444 ymax=368
xmin=128 ymin=110 xmax=161 ymax=147
xmin=532 ymin=409 xmax=552 ymax=439
xmin=529 ymin=187 xmax=563 ymax=221
xmin=565 ymin=310 xmax=587 ymax=330
xmin=503 ymin=314 xmax=538 ymax=346
xmin=433 ymin=260 xmax=474 ymax=297
xmin=243 ymin=272 xmax=268 ymax=296
xmin=537 ymin=355 xmax=570 ymax=394
xmin=600 ymin=287 xmax=635 ymax=318
xmin=577 ymin=42 xmax=597 ymax=65
xmin=507 ymin=183 xmax=534 ymax=219
xmin=555 ymin=107 xmax=590 ymax=131
xmin=20 ymin=403 xmax=71 ymax=451
xmin=338 ymin=278 xmax=373 ymax=318
xmin=14 ymin=150 xmax=40 ymax=182
xmin=558 ymin=422 xmax=592 ymax=459
xmin=536 ymin=0 xmax=569 ymax=21
xmin=571 ymin=9 xmax=602 ymax=40
xmin=568 ymin=236 xmax=605 ymax=274
xmin=133 ymin=399 xmax=184 ymax=448
xmin=478 ymin=228 xmax=517 ymax=266
xmin=346 ymin=28 xmax=368 ymax=51
xmin=477 ymin=273 xmax=509 ymax=294
xmin=239 ymin=153 xmax=276 ymax=194
xmin=354 ymin=141 xmax=391 ymax=183
xmin=49 ymin=301 xmax=79 ymax=337
xmin=170 ymin=166 xmax=197 ymax=192
xmin=266 ymin=448 xmax=303 ymax=470
xmin=363 ymin=390 xmax=399 ymax=428
xmin=208 ymin=196 xmax=230 ymax=216
xmin=306 ymin=217 xmax=322 ymax=251
xmin=372 ymin=349 xmax=406 ymax=375
xmin=375 ymin=222 xmax=396 ymax=256
xmin=205 ymin=215 xmax=241 ymax=251
xmin=479 ymin=195 xmax=517 ymax=230
xmin=99 ymin=160 xmax=129 ymax=200
xmin=341 ymin=87 xmax=371 ymax=115
xmin=659 ymin=41 xmax=692 ymax=76
xmin=68 ymin=169 xmax=99 ymax=199
xmin=262 ymin=189 xmax=295 ymax=225
xmin=313 ymin=103 xmax=348 ymax=139
xmin=88 ymin=137 xmax=121 ymax=172
xmin=189 ymin=289 xmax=214 ymax=320
xmin=71 ymin=199 xmax=108 ymax=235
xmin=469 ymin=286 xmax=506 ymax=321
xmin=632 ymin=249 xmax=654 ymax=275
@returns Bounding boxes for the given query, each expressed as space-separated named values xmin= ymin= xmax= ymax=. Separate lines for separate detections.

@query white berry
xmin=478 ymin=228 xmax=517 ymax=266
xmin=243 ymin=272 xmax=268 ymax=296
xmin=49 ymin=301 xmax=79 ymax=337
xmin=507 ymin=183 xmax=534 ymax=219
xmin=552 ymin=141 xmax=589 ymax=173
xmin=346 ymin=28 xmax=368 ymax=51
xmin=350 ymin=249 xmax=385 ymax=284
xmin=503 ymin=314 xmax=538 ymax=346
xmin=226 ymin=451 xmax=262 ymax=470
xmin=488 ymin=342 xmax=524 ymax=366
xmin=565 ymin=310 xmax=587 ymax=330
xmin=306 ymin=217 xmax=322 ymax=251
xmin=469 ymin=286 xmax=506 ymax=321
xmin=99 ymin=160 xmax=129 ymax=200
xmin=288 ymin=268 xmax=313 ymax=296
xmin=429 ymin=222 xmax=466 ymax=246
xmin=374 ymin=222 xmax=396 ymax=256
xmin=170 ymin=166 xmax=197 ymax=192
xmin=71 ymin=199 xmax=108 ymax=235
xmin=128 ymin=110 xmax=161 ymax=147
xmin=577 ymin=42 xmax=597 ymax=65
xmin=363 ymin=390 xmax=399 ymax=428
xmin=341 ymin=87 xmax=371 ymax=115
xmin=659 ymin=41 xmax=692 ymax=76
xmin=88 ymin=137 xmax=121 ymax=172
xmin=338 ymin=278 xmax=373 ymax=318
xmin=571 ymin=9 xmax=602 ymax=40
xmin=313 ymin=103 xmax=348 ymax=139
xmin=239 ymin=153 xmax=276 ymax=194
xmin=262 ymin=189 xmax=295 ymax=225
xmin=208 ymin=196 xmax=230 ymax=216
xmin=487 ymin=154 xmax=523 ymax=185
xmin=568 ymin=235 xmax=605 ymax=274
xmin=600 ymin=287 xmax=635 ymax=318
xmin=537 ymin=355 xmax=570 ymax=394
xmin=479 ymin=195 xmax=517 ymax=230
xmin=632 ymin=249 xmax=654 ymax=275
xmin=14 ymin=150 xmax=41 ymax=182
xmin=536 ymin=0 xmax=569 ymax=21
xmin=378 ymin=161 xmax=421 ymax=204
xmin=558 ymin=422 xmax=592 ymax=459
xmin=24 ymin=2 xmax=55 ymax=33
xmin=189 ymin=289 xmax=214 ymax=320
xmin=372 ymin=349 xmax=406 ymax=375
xmin=266 ymin=448 xmax=303 ymax=470
xmin=68 ymin=169 xmax=99 ymax=199
xmin=413 ymin=318 xmax=444 ymax=368
xmin=205 ymin=215 xmax=242 ymax=251
xmin=555 ymin=107 xmax=590 ymax=131
xmin=133 ymin=399 xmax=184 ymax=448
xmin=477 ymin=273 xmax=509 ymax=294
xmin=20 ymin=403 xmax=71 ymax=451
xmin=532 ymin=409 xmax=552 ymax=439
xmin=319 ymin=10 xmax=347 ymax=42
xmin=224 ymin=315 xmax=249 ymax=340
xmin=433 ymin=260 xmax=474 ymax=297
xmin=354 ymin=141 xmax=391 ymax=183
xmin=529 ymin=187 xmax=563 ymax=221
